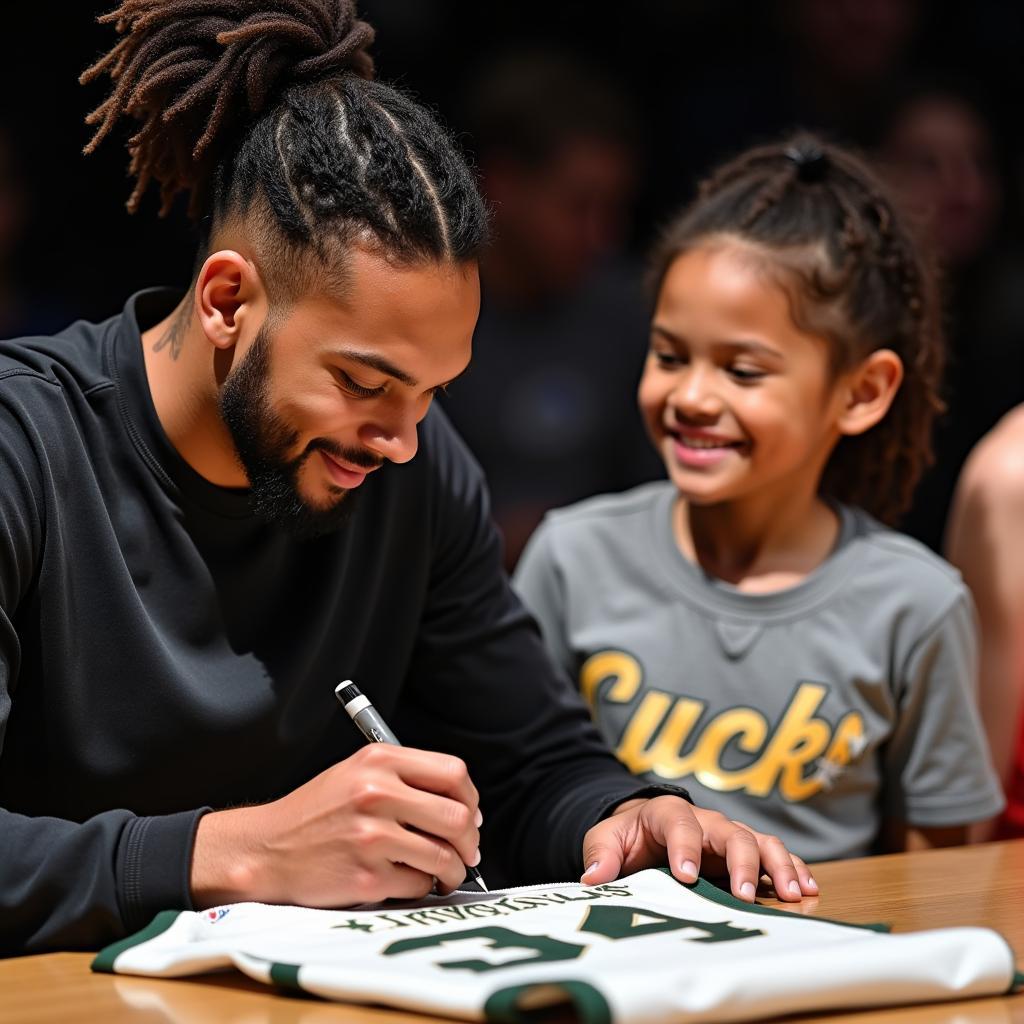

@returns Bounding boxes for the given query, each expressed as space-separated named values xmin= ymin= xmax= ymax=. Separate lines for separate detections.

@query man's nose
xmin=358 ymin=406 xmax=420 ymax=465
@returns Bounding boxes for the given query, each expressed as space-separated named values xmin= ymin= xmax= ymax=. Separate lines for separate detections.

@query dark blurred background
xmin=2 ymin=1 xmax=1022 ymax=561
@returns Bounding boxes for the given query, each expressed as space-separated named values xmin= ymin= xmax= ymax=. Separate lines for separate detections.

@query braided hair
xmin=80 ymin=1 xmax=488 ymax=303
xmin=649 ymin=133 xmax=944 ymax=526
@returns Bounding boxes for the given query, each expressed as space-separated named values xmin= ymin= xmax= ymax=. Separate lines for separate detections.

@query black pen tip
xmin=335 ymin=681 xmax=362 ymax=704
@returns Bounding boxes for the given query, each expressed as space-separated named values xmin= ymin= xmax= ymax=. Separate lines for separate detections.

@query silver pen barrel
xmin=351 ymin=703 xmax=401 ymax=746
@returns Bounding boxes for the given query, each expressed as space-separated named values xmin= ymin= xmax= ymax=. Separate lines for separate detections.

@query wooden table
xmin=3 ymin=840 xmax=1024 ymax=1024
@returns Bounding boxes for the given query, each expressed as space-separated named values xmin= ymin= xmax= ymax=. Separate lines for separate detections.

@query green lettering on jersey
xmin=579 ymin=904 xmax=763 ymax=943
xmin=383 ymin=926 xmax=586 ymax=972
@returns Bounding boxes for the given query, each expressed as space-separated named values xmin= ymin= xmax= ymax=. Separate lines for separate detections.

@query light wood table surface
xmin=2 ymin=839 xmax=1023 ymax=1024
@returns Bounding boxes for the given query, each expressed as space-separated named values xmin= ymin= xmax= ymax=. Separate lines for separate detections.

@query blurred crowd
xmin=1 ymin=0 xmax=1023 ymax=563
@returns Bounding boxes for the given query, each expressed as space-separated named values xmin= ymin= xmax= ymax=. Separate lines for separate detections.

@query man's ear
xmin=194 ymin=250 xmax=267 ymax=352
xmin=837 ymin=348 xmax=904 ymax=437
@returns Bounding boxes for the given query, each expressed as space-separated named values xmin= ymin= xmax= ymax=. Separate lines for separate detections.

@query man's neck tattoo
xmin=152 ymin=308 xmax=189 ymax=360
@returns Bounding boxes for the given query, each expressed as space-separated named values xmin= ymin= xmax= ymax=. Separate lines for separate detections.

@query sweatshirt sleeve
xmin=395 ymin=413 xmax=683 ymax=887
xmin=0 ymin=388 xmax=204 ymax=954
xmin=512 ymin=517 xmax=576 ymax=678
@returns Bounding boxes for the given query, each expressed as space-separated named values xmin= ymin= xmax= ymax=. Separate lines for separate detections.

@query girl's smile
xmin=669 ymin=426 xmax=747 ymax=468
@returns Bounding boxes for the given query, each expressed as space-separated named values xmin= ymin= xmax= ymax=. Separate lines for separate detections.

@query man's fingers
xmin=749 ymin=831 xmax=803 ymax=902
xmin=381 ymin=862 xmax=437 ymax=902
xmin=584 ymin=796 xmax=706 ymax=886
xmin=385 ymin=827 xmax=469 ymax=894
xmin=392 ymin=788 xmax=481 ymax=868
xmin=579 ymin=835 xmax=625 ymax=885
xmin=723 ymin=821 xmax=817 ymax=901
xmin=720 ymin=826 xmax=763 ymax=902
xmin=577 ymin=798 xmax=815 ymax=909
xmin=791 ymin=854 xmax=818 ymax=897
xmin=651 ymin=802 xmax=705 ymax=884
xmin=349 ymin=746 xmax=481 ymax=864
xmin=361 ymin=744 xmax=480 ymax=813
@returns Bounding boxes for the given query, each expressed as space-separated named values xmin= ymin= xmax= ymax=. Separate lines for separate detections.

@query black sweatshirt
xmin=0 ymin=290 xmax=674 ymax=955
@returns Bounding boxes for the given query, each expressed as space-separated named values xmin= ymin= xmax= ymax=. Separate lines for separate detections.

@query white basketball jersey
xmin=93 ymin=869 xmax=1020 ymax=1023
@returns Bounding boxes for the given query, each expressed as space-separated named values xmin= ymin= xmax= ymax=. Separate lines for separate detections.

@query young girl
xmin=513 ymin=135 xmax=1004 ymax=862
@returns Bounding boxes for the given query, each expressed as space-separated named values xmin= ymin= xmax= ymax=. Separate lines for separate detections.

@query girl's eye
xmin=729 ymin=365 xmax=767 ymax=383
xmin=338 ymin=370 xmax=386 ymax=398
xmin=653 ymin=350 xmax=684 ymax=369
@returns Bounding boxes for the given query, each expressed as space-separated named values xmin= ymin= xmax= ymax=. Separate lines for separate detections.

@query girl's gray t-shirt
xmin=514 ymin=481 xmax=1005 ymax=861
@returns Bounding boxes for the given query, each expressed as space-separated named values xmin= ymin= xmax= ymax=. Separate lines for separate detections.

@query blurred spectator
xmin=876 ymin=82 xmax=1024 ymax=550
xmin=879 ymin=85 xmax=1001 ymax=267
xmin=443 ymin=51 xmax=661 ymax=568
xmin=945 ymin=406 xmax=1024 ymax=839
xmin=644 ymin=0 xmax=924 ymax=228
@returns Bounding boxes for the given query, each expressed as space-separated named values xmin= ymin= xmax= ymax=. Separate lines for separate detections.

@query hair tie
xmin=784 ymin=143 xmax=829 ymax=183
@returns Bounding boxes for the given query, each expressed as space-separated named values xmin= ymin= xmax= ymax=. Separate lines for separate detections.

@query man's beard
xmin=219 ymin=322 xmax=381 ymax=539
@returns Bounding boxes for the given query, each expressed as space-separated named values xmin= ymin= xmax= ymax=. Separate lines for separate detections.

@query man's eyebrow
xmin=331 ymin=348 xmax=473 ymax=391
xmin=332 ymin=349 xmax=418 ymax=388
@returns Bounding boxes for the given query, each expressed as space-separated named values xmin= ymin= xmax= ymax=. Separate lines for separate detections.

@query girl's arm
xmin=879 ymin=578 xmax=1004 ymax=852
xmin=878 ymin=821 xmax=967 ymax=853
xmin=944 ymin=407 xmax=1024 ymax=840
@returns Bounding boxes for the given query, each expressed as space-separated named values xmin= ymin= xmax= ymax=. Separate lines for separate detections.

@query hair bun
xmin=784 ymin=140 xmax=829 ymax=183
xmin=81 ymin=1 xmax=377 ymax=215
xmin=219 ymin=4 xmax=376 ymax=90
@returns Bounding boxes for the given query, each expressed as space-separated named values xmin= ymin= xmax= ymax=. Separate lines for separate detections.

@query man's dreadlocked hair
xmin=649 ymin=133 xmax=944 ymax=526
xmin=80 ymin=0 xmax=488 ymax=303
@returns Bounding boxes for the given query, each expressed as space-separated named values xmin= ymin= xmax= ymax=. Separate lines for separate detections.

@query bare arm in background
xmin=945 ymin=406 xmax=1024 ymax=839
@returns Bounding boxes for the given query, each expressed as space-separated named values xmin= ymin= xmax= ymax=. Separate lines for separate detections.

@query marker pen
xmin=335 ymin=680 xmax=488 ymax=892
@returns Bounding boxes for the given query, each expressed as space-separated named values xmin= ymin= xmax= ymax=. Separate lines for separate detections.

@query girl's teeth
xmin=680 ymin=437 xmax=731 ymax=449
